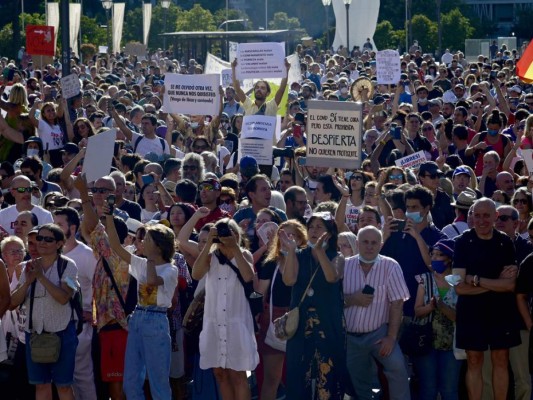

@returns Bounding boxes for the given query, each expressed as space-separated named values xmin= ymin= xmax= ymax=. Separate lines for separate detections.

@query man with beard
xmin=19 ymin=155 xmax=62 ymax=196
xmin=180 ymin=153 xmax=205 ymax=185
xmin=231 ymin=58 xmax=290 ymax=117
xmin=194 ymin=178 xmax=230 ymax=230
xmin=284 ymin=186 xmax=308 ymax=223
xmin=222 ymin=86 xmax=243 ymax=118
xmin=53 ymin=207 xmax=98 ymax=400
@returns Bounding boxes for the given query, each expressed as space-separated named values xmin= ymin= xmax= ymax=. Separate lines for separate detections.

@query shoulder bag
xmin=264 ymin=265 xmax=287 ymax=352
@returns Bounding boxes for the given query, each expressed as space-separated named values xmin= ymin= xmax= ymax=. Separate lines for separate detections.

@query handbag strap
xmin=101 ymin=256 xmax=128 ymax=313
xmin=214 ymin=250 xmax=252 ymax=296
xmin=297 ymin=267 xmax=319 ymax=307
xmin=269 ymin=264 xmax=279 ymax=323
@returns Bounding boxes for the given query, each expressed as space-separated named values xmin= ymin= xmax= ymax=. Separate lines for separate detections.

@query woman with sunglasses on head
xmin=511 ymin=188 xmax=532 ymax=239
xmin=342 ymin=170 xmax=371 ymax=231
xmin=11 ymin=223 xmax=79 ymax=400
xmin=280 ymin=212 xmax=346 ymax=399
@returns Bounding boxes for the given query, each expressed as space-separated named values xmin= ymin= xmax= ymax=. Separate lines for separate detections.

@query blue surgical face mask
xmin=431 ymin=260 xmax=447 ymax=274
xmin=27 ymin=148 xmax=39 ymax=157
xmin=307 ymin=240 xmax=328 ymax=249
xmin=405 ymin=211 xmax=424 ymax=224
xmin=487 ymin=129 xmax=498 ymax=136
xmin=359 ymin=254 xmax=380 ymax=264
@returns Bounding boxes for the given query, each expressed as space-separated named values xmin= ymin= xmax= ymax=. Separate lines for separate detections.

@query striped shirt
xmin=343 ymin=255 xmax=410 ymax=333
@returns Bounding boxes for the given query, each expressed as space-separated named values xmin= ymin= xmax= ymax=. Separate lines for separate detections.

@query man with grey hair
xmin=110 ymin=171 xmax=141 ymax=220
xmin=344 ymin=225 xmax=411 ymax=400
xmin=454 ymin=198 xmax=521 ymax=400
xmin=181 ymin=153 xmax=205 ymax=184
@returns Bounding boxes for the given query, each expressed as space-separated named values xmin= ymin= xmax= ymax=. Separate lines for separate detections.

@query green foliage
xmin=410 ymin=14 xmax=438 ymax=53
xmin=80 ymin=43 xmax=96 ymax=64
xmin=0 ymin=23 xmax=15 ymax=59
xmin=268 ymin=12 xmax=300 ymax=30
xmin=374 ymin=20 xmax=397 ymax=50
xmin=175 ymin=4 xmax=216 ymax=32
xmin=213 ymin=8 xmax=253 ymax=31
xmin=441 ymin=8 xmax=474 ymax=51
xmin=79 ymin=15 xmax=107 ymax=48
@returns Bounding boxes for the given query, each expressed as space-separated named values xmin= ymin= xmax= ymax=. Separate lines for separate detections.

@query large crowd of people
xmin=0 ymin=37 xmax=531 ymax=400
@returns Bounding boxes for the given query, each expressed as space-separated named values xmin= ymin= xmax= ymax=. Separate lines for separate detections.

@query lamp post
xmin=101 ymin=0 xmax=112 ymax=54
xmin=343 ymin=0 xmax=352 ymax=53
xmin=161 ymin=0 xmax=171 ymax=51
xmin=322 ymin=0 xmax=331 ymax=52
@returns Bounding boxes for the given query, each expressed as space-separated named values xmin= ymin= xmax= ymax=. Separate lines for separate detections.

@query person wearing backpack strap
xmin=109 ymin=106 xmax=170 ymax=158
xmin=10 ymin=223 xmax=79 ymax=400
xmin=53 ymin=207 xmax=98 ymax=400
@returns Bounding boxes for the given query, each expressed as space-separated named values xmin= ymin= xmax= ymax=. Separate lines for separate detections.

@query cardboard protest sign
xmin=306 ymin=100 xmax=362 ymax=169
xmin=98 ymin=46 xmax=108 ymax=54
xmin=236 ymin=42 xmax=286 ymax=80
xmin=376 ymin=50 xmax=401 ymax=85
xmin=26 ymin=25 xmax=55 ymax=56
xmin=395 ymin=150 xmax=428 ymax=170
xmin=60 ymin=74 xmax=81 ymax=99
xmin=82 ymin=129 xmax=116 ymax=183
xmin=163 ymin=73 xmax=220 ymax=115
xmin=125 ymin=42 xmax=147 ymax=59
xmin=238 ymin=115 xmax=276 ymax=165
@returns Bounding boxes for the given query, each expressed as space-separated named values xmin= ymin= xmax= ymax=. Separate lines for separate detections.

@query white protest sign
xmin=376 ymin=50 xmax=401 ymax=85
xmin=163 ymin=73 xmax=220 ymax=116
xmin=82 ymin=128 xmax=116 ymax=183
xmin=98 ymin=46 xmax=108 ymax=54
xmin=238 ymin=138 xmax=272 ymax=166
xmin=306 ymin=100 xmax=362 ymax=169
xmin=229 ymin=41 xmax=238 ymax=63
xmin=205 ymin=52 xmax=254 ymax=93
xmin=221 ymin=68 xmax=233 ymax=88
xmin=60 ymin=74 xmax=81 ymax=99
xmin=241 ymin=115 xmax=276 ymax=140
xmin=522 ymin=150 xmax=533 ymax=175
xmin=236 ymin=42 xmax=286 ymax=80
xmin=395 ymin=150 xmax=428 ymax=170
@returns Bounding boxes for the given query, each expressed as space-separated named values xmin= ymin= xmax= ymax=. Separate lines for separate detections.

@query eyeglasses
xmin=422 ymin=174 xmax=440 ymax=180
xmin=220 ymin=198 xmax=234 ymax=204
xmin=389 ymin=174 xmax=403 ymax=180
xmin=513 ymin=198 xmax=528 ymax=205
xmin=422 ymin=127 xmax=434 ymax=132
xmin=36 ymin=235 xmax=57 ymax=243
xmin=90 ymin=187 xmax=111 ymax=194
xmin=497 ymin=215 xmax=515 ymax=222
xmin=199 ymin=184 xmax=216 ymax=192
xmin=13 ymin=187 xmax=32 ymax=193
xmin=183 ymin=165 xmax=197 ymax=171
xmin=351 ymin=175 xmax=363 ymax=181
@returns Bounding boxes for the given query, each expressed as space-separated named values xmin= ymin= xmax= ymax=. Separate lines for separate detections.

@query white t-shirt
xmin=131 ymin=131 xmax=170 ymax=157
xmin=64 ymin=242 xmax=98 ymax=312
xmin=129 ymin=254 xmax=178 ymax=308
xmin=38 ymin=119 xmax=64 ymax=151
xmin=0 ymin=205 xmax=53 ymax=235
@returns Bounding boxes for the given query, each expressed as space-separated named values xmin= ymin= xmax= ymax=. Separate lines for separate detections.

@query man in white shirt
xmin=343 ymin=226 xmax=411 ymax=400
xmin=0 ymin=176 xmax=53 ymax=234
xmin=53 ymin=207 xmax=98 ymax=400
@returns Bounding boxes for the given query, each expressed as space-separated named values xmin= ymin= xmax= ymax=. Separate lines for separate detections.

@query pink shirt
xmin=343 ymin=255 xmax=410 ymax=333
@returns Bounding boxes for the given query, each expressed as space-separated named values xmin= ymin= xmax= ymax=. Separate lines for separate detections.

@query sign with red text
xmin=395 ymin=151 xmax=428 ymax=170
xmin=26 ymin=25 xmax=55 ymax=56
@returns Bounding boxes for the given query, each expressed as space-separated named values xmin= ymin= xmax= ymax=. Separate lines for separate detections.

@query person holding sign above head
xmin=231 ymin=58 xmax=291 ymax=117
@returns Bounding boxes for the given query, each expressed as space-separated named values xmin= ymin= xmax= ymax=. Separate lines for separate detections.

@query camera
xmin=216 ymin=222 xmax=232 ymax=238
xmin=106 ymin=194 xmax=115 ymax=215
xmin=272 ymin=147 xmax=294 ymax=159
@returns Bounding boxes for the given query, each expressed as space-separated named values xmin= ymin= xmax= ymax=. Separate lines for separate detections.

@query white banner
xmin=376 ymin=49 xmax=400 ymax=84
xmin=69 ymin=4 xmax=81 ymax=57
xmin=306 ymin=100 xmax=362 ymax=169
xmin=205 ymin=52 xmax=254 ymax=92
xmin=163 ymin=73 xmax=221 ymax=115
xmin=142 ymin=3 xmax=152 ymax=46
xmin=239 ymin=138 xmax=272 ymax=166
xmin=83 ymin=129 xmax=117 ymax=183
xmin=112 ymin=3 xmax=125 ymax=54
xmin=236 ymin=42 xmax=286 ymax=80
xmin=46 ymin=2 xmax=59 ymax=57
xmin=332 ymin=0 xmax=380 ymax=52
xmin=395 ymin=151 xmax=428 ymax=170
xmin=241 ymin=115 xmax=276 ymax=140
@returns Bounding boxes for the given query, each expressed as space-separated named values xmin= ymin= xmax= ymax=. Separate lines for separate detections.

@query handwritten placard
xmin=236 ymin=42 xmax=286 ymax=80
xmin=60 ymin=74 xmax=81 ymax=99
xmin=376 ymin=50 xmax=401 ymax=85
xmin=306 ymin=100 xmax=362 ymax=169
xmin=163 ymin=73 xmax=220 ymax=115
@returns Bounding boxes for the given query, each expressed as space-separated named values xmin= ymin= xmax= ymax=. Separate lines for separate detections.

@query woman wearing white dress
xmin=192 ymin=218 xmax=258 ymax=400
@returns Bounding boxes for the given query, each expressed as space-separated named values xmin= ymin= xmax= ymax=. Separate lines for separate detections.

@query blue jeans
xmin=412 ymin=348 xmax=462 ymax=400
xmin=346 ymin=324 xmax=410 ymax=400
xmin=123 ymin=306 xmax=171 ymax=400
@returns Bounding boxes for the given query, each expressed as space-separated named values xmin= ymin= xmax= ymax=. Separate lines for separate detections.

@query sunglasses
xmin=513 ymin=198 xmax=528 ymax=205
xmin=496 ymin=215 xmax=514 ymax=222
xmin=220 ymin=199 xmax=234 ymax=204
xmin=389 ymin=174 xmax=403 ymax=180
xmin=351 ymin=175 xmax=363 ymax=181
xmin=422 ymin=127 xmax=434 ymax=132
xmin=90 ymin=187 xmax=111 ymax=194
xmin=422 ymin=174 xmax=440 ymax=179
xmin=13 ymin=187 xmax=32 ymax=193
xmin=36 ymin=235 xmax=57 ymax=243
xmin=183 ymin=165 xmax=197 ymax=171
xmin=199 ymin=184 xmax=216 ymax=192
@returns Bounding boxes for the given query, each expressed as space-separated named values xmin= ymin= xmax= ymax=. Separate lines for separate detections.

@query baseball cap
xmin=509 ymin=85 xmax=522 ymax=94
xmin=126 ymin=219 xmax=143 ymax=235
xmin=199 ymin=178 xmax=221 ymax=191
xmin=432 ymin=239 xmax=455 ymax=258
xmin=418 ymin=161 xmax=442 ymax=177
xmin=61 ymin=143 xmax=79 ymax=155
xmin=452 ymin=166 xmax=471 ymax=178
xmin=239 ymin=156 xmax=259 ymax=178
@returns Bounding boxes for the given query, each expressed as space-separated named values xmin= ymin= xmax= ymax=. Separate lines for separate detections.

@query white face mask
xmin=27 ymin=148 xmax=40 ymax=157
xmin=307 ymin=240 xmax=328 ymax=249
xmin=31 ymin=195 xmax=40 ymax=206
xmin=190 ymin=122 xmax=199 ymax=129
xmin=358 ymin=254 xmax=380 ymax=264
xmin=340 ymin=87 xmax=349 ymax=95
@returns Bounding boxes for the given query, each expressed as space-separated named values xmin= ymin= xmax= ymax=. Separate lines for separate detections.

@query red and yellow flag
xmin=517 ymin=40 xmax=533 ymax=83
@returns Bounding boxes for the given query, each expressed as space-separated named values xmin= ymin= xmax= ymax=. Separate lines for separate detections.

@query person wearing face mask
xmin=343 ymin=226 xmax=411 ymax=400
xmin=411 ymin=238 xmax=461 ymax=400
xmin=466 ymin=110 xmax=512 ymax=177
xmin=382 ymin=185 xmax=446 ymax=320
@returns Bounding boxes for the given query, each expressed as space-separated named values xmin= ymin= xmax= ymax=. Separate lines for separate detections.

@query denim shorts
xmin=25 ymin=321 xmax=79 ymax=386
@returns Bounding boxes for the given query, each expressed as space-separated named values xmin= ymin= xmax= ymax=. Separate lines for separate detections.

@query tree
xmin=268 ymin=12 xmax=300 ymax=30
xmin=175 ymin=4 xmax=216 ymax=32
xmin=213 ymin=8 xmax=253 ymax=31
xmin=410 ymin=14 xmax=438 ymax=54
xmin=374 ymin=20 xmax=398 ymax=50
xmin=79 ymin=15 xmax=107 ymax=48
xmin=441 ymin=8 xmax=474 ymax=52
